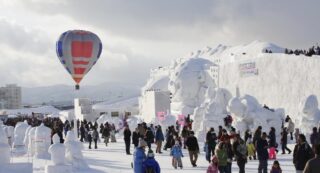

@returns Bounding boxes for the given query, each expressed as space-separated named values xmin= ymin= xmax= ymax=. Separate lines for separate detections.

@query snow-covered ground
xmin=11 ymin=137 xmax=296 ymax=173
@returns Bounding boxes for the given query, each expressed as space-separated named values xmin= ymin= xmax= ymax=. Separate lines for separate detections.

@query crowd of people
xmin=2 ymin=113 xmax=320 ymax=173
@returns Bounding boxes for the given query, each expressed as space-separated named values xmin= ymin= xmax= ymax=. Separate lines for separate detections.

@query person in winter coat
xmin=310 ymin=127 xmax=320 ymax=150
xmin=123 ymin=126 xmax=132 ymax=155
xmin=244 ymin=129 xmax=251 ymax=143
xmin=270 ymin=160 xmax=282 ymax=173
xmin=88 ymin=130 xmax=93 ymax=149
xmin=133 ymin=139 xmax=147 ymax=173
xmin=225 ymin=138 xmax=234 ymax=173
xmin=102 ymin=123 xmax=110 ymax=146
xmin=170 ymin=140 xmax=184 ymax=169
xmin=253 ymin=126 xmax=262 ymax=147
xmin=233 ymin=134 xmax=247 ymax=173
xmin=216 ymin=142 xmax=228 ymax=173
xmin=268 ymin=127 xmax=278 ymax=152
xmin=110 ymin=124 xmax=117 ymax=143
xmin=92 ymin=128 xmax=99 ymax=149
xmin=206 ymin=127 xmax=217 ymax=162
xmin=281 ymin=127 xmax=291 ymax=154
xmin=287 ymin=118 xmax=295 ymax=140
xmin=141 ymin=150 xmax=160 ymax=173
xmin=207 ymin=155 xmax=219 ymax=173
xmin=303 ymin=144 xmax=320 ymax=173
xmin=219 ymin=129 xmax=230 ymax=143
xmin=80 ymin=124 xmax=85 ymax=142
xmin=247 ymin=138 xmax=256 ymax=160
xmin=185 ymin=131 xmax=199 ymax=167
xmin=257 ymin=132 xmax=269 ymax=173
xmin=155 ymin=126 xmax=164 ymax=153
xmin=99 ymin=123 xmax=104 ymax=134
xmin=132 ymin=128 xmax=140 ymax=148
xmin=181 ymin=126 xmax=189 ymax=149
xmin=293 ymin=134 xmax=314 ymax=172
xmin=144 ymin=127 xmax=155 ymax=149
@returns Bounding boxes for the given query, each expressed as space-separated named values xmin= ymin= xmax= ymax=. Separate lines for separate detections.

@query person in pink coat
xmin=207 ymin=155 xmax=219 ymax=173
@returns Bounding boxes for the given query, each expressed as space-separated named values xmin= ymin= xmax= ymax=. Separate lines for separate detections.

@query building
xmin=92 ymin=97 xmax=139 ymax=119
xmin=140 ymin=90 xmax=171 ymax=123
xmin=0 ymin=84 xmax=21 ymax=109
xmin=74 ymin=98 xmax=98 ymax=122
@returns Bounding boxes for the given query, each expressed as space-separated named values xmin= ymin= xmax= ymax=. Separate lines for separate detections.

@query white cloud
xmin=0 ymin=0 xmax=319 ymax=87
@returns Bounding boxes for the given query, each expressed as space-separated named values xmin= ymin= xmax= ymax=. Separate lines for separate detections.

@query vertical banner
xmin=157 ymin=112 xmax=166 ymax=121
xmin=177 ymin=114 xmax=185 ymax=126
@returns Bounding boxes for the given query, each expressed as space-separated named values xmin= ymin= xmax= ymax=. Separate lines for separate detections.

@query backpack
xmin=237 ymin=142 xmax=248 ymax=157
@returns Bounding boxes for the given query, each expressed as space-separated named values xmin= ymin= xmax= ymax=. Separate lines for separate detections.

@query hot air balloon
xmin=56 ymin=30 xmax=102 ymax=90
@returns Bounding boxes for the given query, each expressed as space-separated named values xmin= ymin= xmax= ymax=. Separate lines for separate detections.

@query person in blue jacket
xmin=155 ymin=126 xmax=165 ymax=154
xmin=170 ymin=140 xmax=184 ymax=169
xmin=142 ymin=149 xmax=161 ymax=173
xmin=134 ymin=139 xmax=147 ymax=173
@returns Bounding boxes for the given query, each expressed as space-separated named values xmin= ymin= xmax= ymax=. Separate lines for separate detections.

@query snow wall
xmin=219 ymin=53 xmax=320 ymax=123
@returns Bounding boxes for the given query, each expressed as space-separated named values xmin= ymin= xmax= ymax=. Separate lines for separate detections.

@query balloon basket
xmin=75 ymin=85 xmax=80 ymax=90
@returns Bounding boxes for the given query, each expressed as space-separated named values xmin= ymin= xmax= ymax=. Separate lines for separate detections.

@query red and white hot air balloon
xmin=56 ymin=30 xmax=102 ymax=89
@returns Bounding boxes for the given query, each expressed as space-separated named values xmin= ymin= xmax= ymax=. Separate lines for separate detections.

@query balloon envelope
xmin=56 ymin=30 xmax=102 ymax=84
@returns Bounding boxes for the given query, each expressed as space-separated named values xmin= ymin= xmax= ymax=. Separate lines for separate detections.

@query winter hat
xmin=147 ymin=149 xmax=155 ymax=158
xmin=212 ymin=155 xmax=218 ymax=163
xmin=138 ymin=138 xmax=147 ymax=148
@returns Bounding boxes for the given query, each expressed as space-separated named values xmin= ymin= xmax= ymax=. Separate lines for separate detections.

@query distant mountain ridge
xmin=22 ymin=82 xmax=141 ymax=105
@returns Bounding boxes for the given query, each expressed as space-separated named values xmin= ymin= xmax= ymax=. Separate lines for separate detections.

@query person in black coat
xmin=293 ymin=134 xmax=314 ymax=172
xmin=132 ymin=128 xmax=140 ymax=148
xmin=144 ymin=127 xmax=155 ymax=149
xmin=268 ymin=127 xmax=278 ymax=152
xmin=253 ymin=126 xmax=262 ymax=147
xmin=205 ymin=127 xmax=217 ymax=162
xmin=310 ymin=127 xmax=320 ymax=150
xmin=185 ymin=131 xmax=200 ymax=167
xmin=256 ymin=132 xmax=269 ymax=173
xmin=123 ymin=126 xmax=132 ymax=155
xmin=80 ymin=123 xmax=85 ymax=142
xmin=281 ymin=127 xmax=291 ymax=154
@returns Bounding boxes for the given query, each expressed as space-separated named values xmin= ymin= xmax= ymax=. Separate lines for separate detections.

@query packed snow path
xmin=12 ymin=138 xmax=297 ymax=173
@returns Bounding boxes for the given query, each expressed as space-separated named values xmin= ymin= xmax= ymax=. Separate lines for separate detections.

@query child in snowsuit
xmin=207 ymin=155 xmax=218 ymax=173
xmin=170 ymin=140 xmax=184 ymax=169
xmin=247 ymin=138 xmax=256 ymax=160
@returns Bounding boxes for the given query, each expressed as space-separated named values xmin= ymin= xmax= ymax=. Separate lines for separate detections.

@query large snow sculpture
xmin=34 ymin=123 xmax=51 ymax=159
xmin=45 ymin=134 xmax=71 ymax=173
xmin=13 ymin=120 xmax=30 ymax=152
xmin=194 ymin=88 xmax=232 ymax=141
xmin=228 ymin=94 xmax=284 ymax=136
xmin=300 ymin=95 xmax=320 ymax=134
xmin=64 ymin=131 xmax=88 ymax=169
xmin=168 ymin=57 xmax=216 ymax=115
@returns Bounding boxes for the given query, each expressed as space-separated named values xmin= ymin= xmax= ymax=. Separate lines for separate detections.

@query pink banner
xmin=177 ymin=114 xmax=185 ymax=125
xmin=157 ymin=112 xmax=166 ymax=121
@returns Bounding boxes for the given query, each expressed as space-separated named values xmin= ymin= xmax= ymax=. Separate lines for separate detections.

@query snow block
xmin=45 ymin=165 xmax=72 ymax=173
xmin=0 ymin=163 xmax=33 ymax=173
